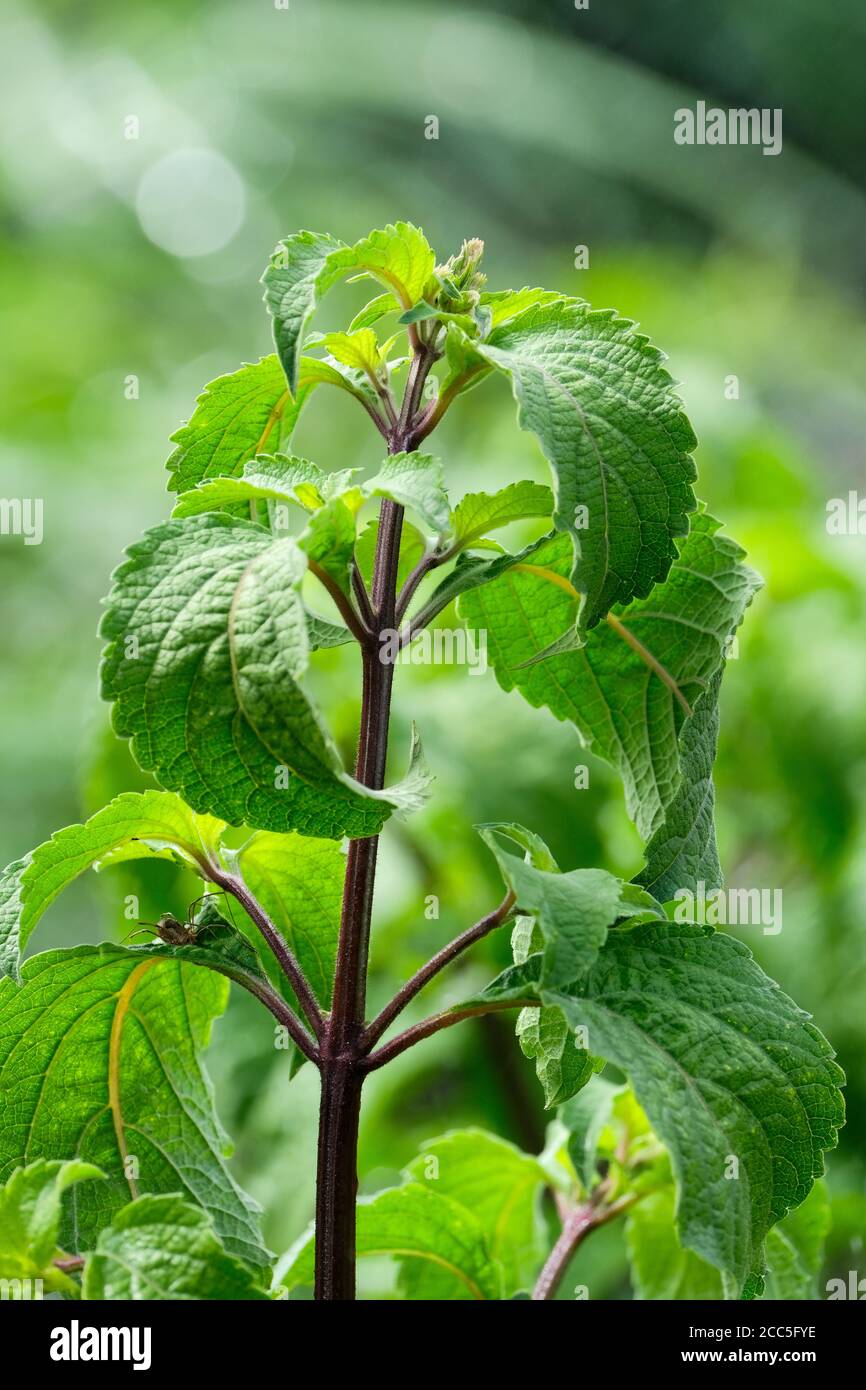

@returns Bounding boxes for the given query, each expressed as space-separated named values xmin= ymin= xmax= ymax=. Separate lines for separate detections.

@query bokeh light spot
xmin=135 ymin=147 xmax=246 ymax=258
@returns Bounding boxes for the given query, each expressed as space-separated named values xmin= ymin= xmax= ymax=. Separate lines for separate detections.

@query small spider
xmin=123 ymin=892 xmax=234 ymax=946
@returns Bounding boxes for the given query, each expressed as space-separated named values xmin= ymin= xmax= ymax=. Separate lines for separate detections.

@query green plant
xmin=0 ymin=224 xmax=844 ymax=1302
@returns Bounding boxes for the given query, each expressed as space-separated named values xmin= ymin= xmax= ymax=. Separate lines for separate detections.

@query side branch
xmin=307 ymin=558 xmax=372 ymax=647
xmin=395 ymin=544 xmax=454 ymax=623
xmin=361 ymin=996 xmax=539 ymax=1073
xmin=531 ymin=1188 xmax=638 ymax=1301
xmin=361 ymin=891 xmax=516 ymax=1053
xmin=230 ymin=967 xmax=320 ymax=1065
xmin=207 ymin=866 xmax=325 ymax=1039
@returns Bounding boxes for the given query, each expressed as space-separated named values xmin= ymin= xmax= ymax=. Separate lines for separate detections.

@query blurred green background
xmin=1 ymin=0 xmax=864 ymax=1296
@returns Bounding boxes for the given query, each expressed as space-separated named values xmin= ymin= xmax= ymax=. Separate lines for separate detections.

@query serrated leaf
xmin=365 ymin=452 xmax=450 ymax=535
xmin=0 ymin=1159 xmax=104 ymax=1295
xmin=471 ymin=921 xmax=844 ymax=1289
xmin=305 ymin=614 xmax=353 ymax=651
xmin=516 ymin=1004 xmax=597 ymax=1109
xmin=82 ymin=1194 xmax=270 ymax=1300
xmin=315 ymin=329 xmax=381 ymax=375
xmin=0 ymin=791 xmax=223 ymax=982
xmin=479 ymin=823 xmax=662 ymax=986
xmin=451 ymin=480 xmax=553 ymax=550
xmin=470 ymin=297 xmax=698 ymax=634
xmin=627 ymin=1179 xmax=831 ymax=1302
xmin=762 ymin=1181 xmax=831 ymax=1300
xmin=172 ymin=453 xmax=343 ymax=519
xmin=262 ymin=231 xmax=346 ymax=393
xmin=100 ymin=515 xmax=400 ymax=838
xmin=481 ymin=287 xmax=566 ymax=329
xmin=124 ymin=902 xmax=273 ymax=1000
xmin=0 ymin=946 xmax=269 ymax=1269
xmin=458 ymin=512 xmax=761 ymax=845
xmin=480 ymin=822 xmax=632 ymax=1106
xmin=635 ymin=667 xmax=723 ymax=901
xmin=412 ymin=531 xmax=552 ymax=631
xmin=404 ymin=1130 xmax=546 ymax=1295
xmin=627 ymin=1188 xmax=724 ymax=1300
xmin=263 ymin=225 xmax=434 ymax=391
xmin=166 ymin=357 xmax=290 ymax=494
xmin=280 ymin=1183 xmax=502 ymax=1300
xmin=228 ymin=830 xmax=344 ymax=1008
xmin=336 ymin=223 xmax=435 ymax=308
xmin=560 ymin=1075 xmax=624 ymax=1190
xmin=298 ymin=495 xmax=357 ymax=596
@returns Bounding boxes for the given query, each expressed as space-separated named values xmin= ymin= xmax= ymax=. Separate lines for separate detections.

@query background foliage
xmin=1 ymin=0 xmax=864 ymax=1296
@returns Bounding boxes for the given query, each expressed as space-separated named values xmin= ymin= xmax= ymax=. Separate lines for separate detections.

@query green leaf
xmin=451 ymin=480 xmax=553 ymax=550
xmin=281 ymin=1184 xmax=502 ymax=1300
xmin=315 ymin=329 xmax=381 ymax=374
xmin=0 ymin=946 xmax=269 ymax=1269
xmin=83 ymin=1194 xmax=270 ymax=1300
xmin=762 ymin=1181 xmax=831 ymax=1300
xmin=458 ymin=512 xmax=761 ymax=845
xmin=479 ymin=823 xmax=627 ymax=1107
xmin=298 ymin=496 xmax=357 ymax=597
xmin=263 ymin=225 xmax=434 ymax=391
xmin=627 ymin=1188 xmax=724 ymax=1300
xmin=481 ymin=287 xmax=566 ymax=329
xmin=404 ymin=1130 xmax=547 ymax=1295
xmin=0 ymin=790 xmax=223 ymax=982
xmin=355 ymin=517 xmax=425 ymax=591
xmin=473 ymin=921 xmax=845 ymax=1290
xmin=516 ymin=1005 xmax=597 ymax=1109
xmin=479 ymin=823 xmax=662 ymax=986
xmin=365 ymin=452 xmax=451 ymax=535
xmin=305 ymin=614 xmax=353 ymax=651
xmin=348 ymin=291 xmax=401 ymax=333
xmin=398 ymin=300 xmax=438 ymax=325
xmin=100 ymin=515 xmax=400 ymax=839
xmin=123 ymin=902 xmax=274 ymax=1002
xmin=0 ymin=1159 xmax=104 ymax=1295
xmin=337 ymin=222 xmax=435 ymax=308
xmin=412 ymin=532 xmax=554 ymax=632
xmin=166 ymin=357 xmax=290 ymax=494
xmin=172 ymin=453 xmax=346 ymax=519
xmin=627 ymin=1179 xmax=831 ymax=1302
xmin=635 ymin=667 xmax=723 ymax=901
xmin=470 ymin=298 xmax=698 ymax=633
xmin=559 ymin=1075 xmax=624 ymax=1190
xmin=262 ymin=231 xmax=345 ymax=393
xmin=228 ymin=830 xmax=345 ymax=1008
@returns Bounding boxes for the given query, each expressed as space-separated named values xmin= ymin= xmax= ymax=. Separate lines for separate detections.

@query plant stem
xmin=361 ymin=891 xmax=515 ymax=1052
xmin=207 ymin=866 xmax=324 ymax=1039
xmin=531 ymin=1191 xmax=638 ymax=1301
xmin=306 ymin=558 xmax=371 ymax=646
xmin=314 ymin=495 xmax=404 ymax=1301
xmin=314 ymin=327 xmax=443 ymax=1299
xmin=362 ymin=997 xmax=540 ymax=1073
